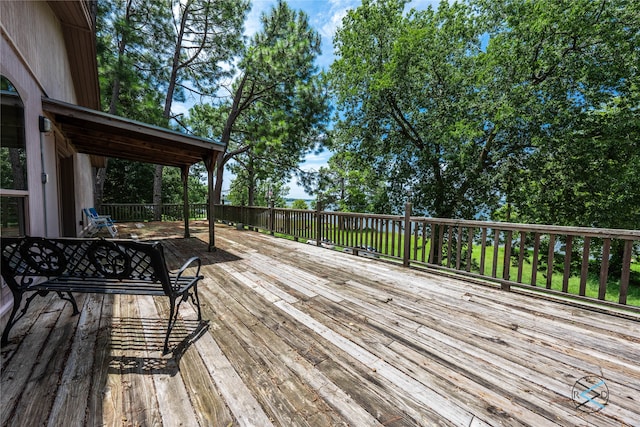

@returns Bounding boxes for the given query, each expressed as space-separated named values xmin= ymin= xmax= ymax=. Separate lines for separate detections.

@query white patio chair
xmin=82 ymin=208 xmax=118 ymax=237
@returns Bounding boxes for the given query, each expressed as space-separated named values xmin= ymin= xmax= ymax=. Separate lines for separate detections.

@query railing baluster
xmin=517 ymin=231 xmax=526 ymax=283
xmin=413 ymin=220 xmax=419 ymax=262
xmin=546 ymin=234 xmax=555 ymax=289
xmin=456 ymin=226 xmax=463 ymax=271
xmin=478 ymin=227 xmax=486 ymax=275
xmin=428 ymin=223 xmax=435 ymax=264
xmin=619 ymin=240 xmax=633 ymax=305
xmin=599 ymin=238 xmax=611 ymax=300
xmin=390 ymin=220 xmax=396 ymax=257
xmin=491 ymin=229 xmax=499 ymax=278
xmin=562 ymin=236 xmax=573 ymax=293
xmin=466 ymin=227 xmax=473 ymax=272
xmin=384 ymin=219 xmax=389 ymax=256
xmin=579 ymin=237 xmax=590 ymax=296
xmin=377 ymin=218 xmax=383 ymax=255
xmin=503 ymin=230 xmax=512 ymax=282
xmin=423 ymin=222 xmax=429 ymax=264
xmin=531 ymin=233 xmax=540 ymax=286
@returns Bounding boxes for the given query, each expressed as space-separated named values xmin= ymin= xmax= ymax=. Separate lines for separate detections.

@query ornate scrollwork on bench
xmin=1 ymin=237 xmax=204 ymax=354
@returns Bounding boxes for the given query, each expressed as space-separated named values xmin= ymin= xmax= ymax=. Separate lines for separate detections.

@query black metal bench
xmin=1 ymin=236 xmax=203 ymax=354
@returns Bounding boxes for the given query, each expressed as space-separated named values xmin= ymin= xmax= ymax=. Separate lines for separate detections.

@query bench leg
xmin=191 ymin=284 xmax=202 ymax=321
xmin=163 ymin=296 xmax=178 ymax=355
xmin=163 ymin=286 xmax=202 ymax=354
xmin=1 ymin=290 xmax=80 ymax=347
xmin=56 ymin=291 xmax=80 ymax=315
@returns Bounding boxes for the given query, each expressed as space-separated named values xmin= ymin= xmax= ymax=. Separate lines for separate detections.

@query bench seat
xmin=1 ymin=236 xmax=204 ymax=354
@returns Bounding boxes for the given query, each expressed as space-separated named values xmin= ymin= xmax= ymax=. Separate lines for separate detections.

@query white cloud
xmin=319 ymin=5 xmax=351 ymax=42
xmin=244 ymin=0 xmax=274 ymax=37
xmin=300 ymin=149 xmax=333 ymax=171
xmin=171 ymin=102 xmax=190 ymax=118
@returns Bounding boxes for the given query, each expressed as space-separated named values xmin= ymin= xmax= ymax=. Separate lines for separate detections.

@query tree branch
xmin=385 ymin=92 xmax=426 ymax=150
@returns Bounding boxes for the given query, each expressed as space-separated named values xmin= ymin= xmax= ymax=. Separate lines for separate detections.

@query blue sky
xmin=246 ymin=0 xmax=443 ymax=199
xmin=244 ymin=0 xmax=355 ymax=199
xmin=174 ymin=0 xmax=443 ymax=199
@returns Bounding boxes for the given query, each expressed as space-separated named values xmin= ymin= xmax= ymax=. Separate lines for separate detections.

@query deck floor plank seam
xmin=2 ymin=224 xmax=639 ymax=427
xmin=85 ymin=294 xmax=115 ymax=427
xmin=209 ymin=263 xmax=438 ymax=426
xmin=46 ymin=293 xmax=103 ymax=427
xmin=201 ymin=274 xmax=356 ymax=426
xmin=151 ymin=294 xmax=236 ymax=426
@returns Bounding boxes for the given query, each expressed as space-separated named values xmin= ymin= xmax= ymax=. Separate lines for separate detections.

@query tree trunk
xmin=247 ymin=157 xmax=255 ymax=206
xmin=153 ymin=1 xmax=190 ymax=218
xmin=153 ymin=164 xmax=163 ymax=220
xmin=213 ymin=74 xmax=249 ymax=204
xmin=95 ymin=165 xmax=108 ymax=209
xmin=213 ymin=155 xmax=224 ymax=204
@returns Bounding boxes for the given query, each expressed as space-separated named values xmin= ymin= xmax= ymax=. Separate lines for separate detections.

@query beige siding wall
xmin=74 ymin=154 xmax=95 ymax=234
xmin=1 ymin=35 xmax=56 ymax=237
xmin=1 ymin=1 xmax=96 ymax=316
xmin=0 ymin=1 xmax=77 ymax=102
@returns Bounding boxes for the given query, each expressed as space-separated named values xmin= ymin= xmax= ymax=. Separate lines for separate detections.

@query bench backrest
xmin=1 ymin=237 xmax=172 ymax=293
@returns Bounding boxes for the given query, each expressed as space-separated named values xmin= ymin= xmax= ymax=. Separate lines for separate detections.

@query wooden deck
xmin=2 ymin=223 xmax=639 ymax=426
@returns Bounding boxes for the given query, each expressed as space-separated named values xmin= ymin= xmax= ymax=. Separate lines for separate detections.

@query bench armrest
xmin=171 ymin=257 xmax=202 ymax=283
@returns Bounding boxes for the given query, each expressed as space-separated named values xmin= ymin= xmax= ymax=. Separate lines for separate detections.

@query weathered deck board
xmin=2 ymin=223 xmax=639 ymax=427
xmin=47 ymin=293 xmax=103 ymax=427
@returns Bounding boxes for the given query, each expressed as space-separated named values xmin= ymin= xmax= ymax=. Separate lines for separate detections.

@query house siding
xmin=1 ymin=1 xmax=96 ymax=318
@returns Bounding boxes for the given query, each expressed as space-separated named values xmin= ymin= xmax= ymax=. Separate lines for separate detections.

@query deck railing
xmin=101 ymin=203 xmax=208 ymax=222
xmin=99 ymin=202 xmax=639 ymax=310
xmin=214 ymin=203 xmax=640 ymax=311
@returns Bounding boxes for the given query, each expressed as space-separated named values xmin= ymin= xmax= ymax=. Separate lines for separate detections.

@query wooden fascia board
xmin=42 ymin=97 xmax=225 ymax=168
xmin=42 ymin=98 xmax=225 ymax=151
xmin=60 ymin=127 xmax=202 ymax=166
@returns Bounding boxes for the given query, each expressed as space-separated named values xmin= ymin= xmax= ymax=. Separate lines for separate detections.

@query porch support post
xmin=204 ymin=153 xmax=217 ymax=252
xmin=181 ymin=165 xmax=190 ymax=238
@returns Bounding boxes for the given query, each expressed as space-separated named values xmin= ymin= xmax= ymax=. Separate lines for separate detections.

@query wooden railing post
xmin=97 ymin=201 xmax=640 ymax=311
xmin=403 ymin=202 xmax=412 ymax=267
xmin=502 ymin=230 xmax=512 ymax=290
xmin=181 ymin=165 xmax=190 ymax=238
xmin=315 ymin=200 xmax=322 ymax=246
xmin=269 ymin=201 xmax=275 ymax=236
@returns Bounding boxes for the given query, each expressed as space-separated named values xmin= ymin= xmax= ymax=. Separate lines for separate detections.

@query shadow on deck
xmin=1 ymin=222 xmax=639 ymax=426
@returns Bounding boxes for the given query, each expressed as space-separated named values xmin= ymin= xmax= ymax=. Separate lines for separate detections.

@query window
xmin=1 ymin=75 xmax=28 ymax=236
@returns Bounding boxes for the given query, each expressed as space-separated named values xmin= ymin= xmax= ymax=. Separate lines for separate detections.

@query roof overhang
xmin=47 ymin=1 xmax=100 ymax=109
xmin=42 ymin=97 xmax=225 ymax=168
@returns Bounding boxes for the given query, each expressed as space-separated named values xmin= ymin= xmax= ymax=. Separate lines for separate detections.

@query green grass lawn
xmin=465 ymin=244 xmax=640 ymax=307
xmin=266 ymin=225 xmax=640 ymax=308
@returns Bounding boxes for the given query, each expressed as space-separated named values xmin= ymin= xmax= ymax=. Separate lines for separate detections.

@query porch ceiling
xmin=42 ymin=97 xmax=225 ymax=168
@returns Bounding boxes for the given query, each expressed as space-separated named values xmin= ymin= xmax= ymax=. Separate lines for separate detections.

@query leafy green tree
xmin=96 ymin=0 xmax=167 ymax=207
xmin=97 ymin=0 xmax=167 ymax=120
xmin=227 ymin=171 xmax=288 ymax=208
xmin=151 ymin=0 xmax=249 ymax=218
xmin=316 ymin=151 xmax=390 ymax=213
xmin=330 ymin=0 xmax=498 ymax=219
xmin=188 ymin=1 xmax=329 ymax=205
xmin=103 ymin=160 xmax=155 ymax=203
xmin=473 ymin=0 xmax=640 ymax=230
xmin=291 ymin=199 xmax=308 ymax=210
